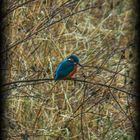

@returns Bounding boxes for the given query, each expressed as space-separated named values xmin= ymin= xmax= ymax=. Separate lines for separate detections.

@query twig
xmin=0 ymin=78 xmax=138 ymax=97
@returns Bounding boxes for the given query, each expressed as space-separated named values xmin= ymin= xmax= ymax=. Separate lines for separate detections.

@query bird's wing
xmin=54 ymin=60 xmax=74 ymax=79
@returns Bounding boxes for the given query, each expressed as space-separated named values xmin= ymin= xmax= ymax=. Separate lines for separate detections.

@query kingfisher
xmin=54 ymin=54 xmax=82 ymax=80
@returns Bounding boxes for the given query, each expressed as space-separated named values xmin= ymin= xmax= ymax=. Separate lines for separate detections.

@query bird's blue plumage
xmin=67 ymin=54 xmax=79 ymax=63
xmin=54 ymin=59 xmax=75 ymax=80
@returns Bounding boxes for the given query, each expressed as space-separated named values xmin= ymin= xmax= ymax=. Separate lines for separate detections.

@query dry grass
xmin=3 ymin=0 xmax=136 ymax=139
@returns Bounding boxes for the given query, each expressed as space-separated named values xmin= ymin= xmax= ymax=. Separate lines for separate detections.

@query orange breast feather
xmin=64 ymin=65 xmax=77 ymax=79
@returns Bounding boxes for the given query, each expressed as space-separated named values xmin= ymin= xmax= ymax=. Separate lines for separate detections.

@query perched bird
xmin=54 ymin=54 xmax=82 ymax=80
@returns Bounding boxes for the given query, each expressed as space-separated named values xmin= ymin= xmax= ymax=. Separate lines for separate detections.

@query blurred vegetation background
xmin=2 ymin=0 xmax=137 ymax=139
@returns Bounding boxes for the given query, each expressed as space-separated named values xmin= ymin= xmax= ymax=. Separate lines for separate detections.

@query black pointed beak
xmin=78 ymin=63 xmax=83 ymax=67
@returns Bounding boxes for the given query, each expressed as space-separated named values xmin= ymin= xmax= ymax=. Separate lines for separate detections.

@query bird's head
xmin=67 ymin=54 xmax=83 ymax=66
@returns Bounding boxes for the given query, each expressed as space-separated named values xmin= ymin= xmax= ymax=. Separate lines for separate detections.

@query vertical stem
xmin=0 ymin=0 xmax=8 ymax=139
